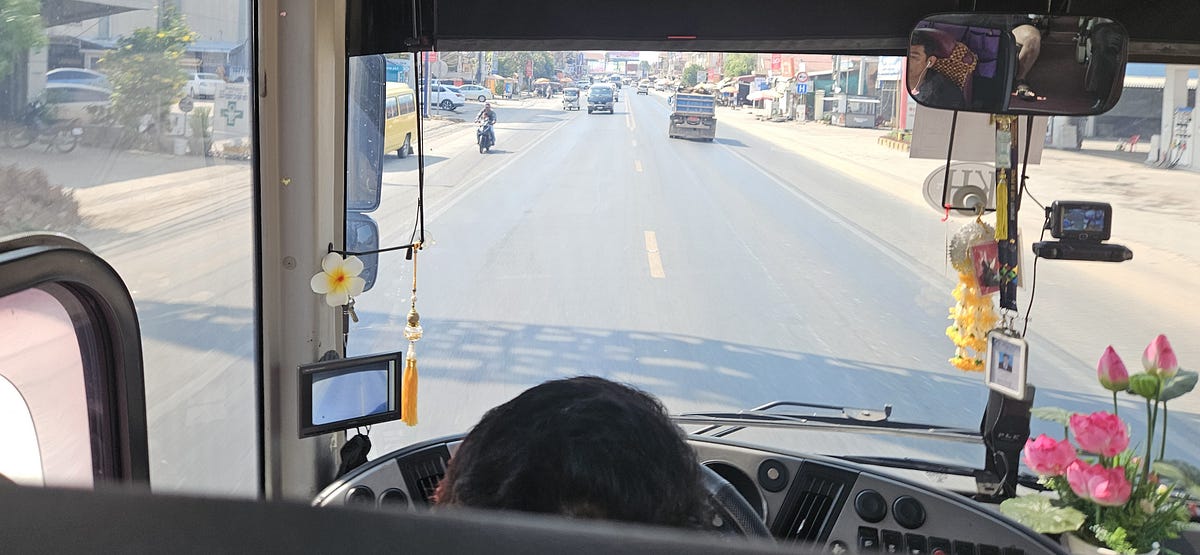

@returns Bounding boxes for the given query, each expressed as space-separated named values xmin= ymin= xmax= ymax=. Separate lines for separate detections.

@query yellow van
xmin=384 ymin=82 xmax=418 ymax=158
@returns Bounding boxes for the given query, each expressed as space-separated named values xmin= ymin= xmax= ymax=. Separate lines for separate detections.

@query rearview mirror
xmin=299 ymin=351 xmax=403 ymax=438
xmin=346 ymin=212 xmax=379 ymax=293
xmin=908 ymin=14 xmax=1128 ymax=115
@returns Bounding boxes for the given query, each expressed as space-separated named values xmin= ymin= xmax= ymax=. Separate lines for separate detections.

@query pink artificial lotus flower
xmin=1023 ymin=434 xmax=1078 ymax=476
xmin=1066 ymin=460 xmax=1132 ymax=507
xmin=1069 ymin=412 xmax=1130 ymax=457
xmin=1097 ymin=346 xmax=1130 ymax=392
xmin=1142 ymin=334 xmax=1180 ymax=379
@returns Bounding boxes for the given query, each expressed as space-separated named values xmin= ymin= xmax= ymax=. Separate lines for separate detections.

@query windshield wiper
xmin=674 ymin=400 xmax=982 ymax=444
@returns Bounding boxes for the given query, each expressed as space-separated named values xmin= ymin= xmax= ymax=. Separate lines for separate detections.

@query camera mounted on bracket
xmin=1032 ymin=201 xmax=1132 ymax=262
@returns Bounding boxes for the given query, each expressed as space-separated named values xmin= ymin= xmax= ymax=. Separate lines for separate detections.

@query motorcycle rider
xmin=476 ymin=102 xmax=497 ymax=147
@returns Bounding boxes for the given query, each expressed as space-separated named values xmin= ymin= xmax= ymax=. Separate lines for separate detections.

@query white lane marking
xmin=644 ymin=231 xmax=665 ymax=278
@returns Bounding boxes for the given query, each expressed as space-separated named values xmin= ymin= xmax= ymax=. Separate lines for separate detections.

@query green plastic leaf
xmin=1031 ymin=407 xmax=1073 ymax=427
xmin=1129 ymin=373 xmax=1162 ymax=400
xmin=1154 ymin=460 xmax=1200 ymax=488
xmin=999 ymin=496 xmax=1086 ymax=534
xmin=1160 ymin=369 xmax=1199 ymax=402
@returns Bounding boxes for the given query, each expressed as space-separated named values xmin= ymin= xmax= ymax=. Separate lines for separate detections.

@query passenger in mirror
xmin=1011 ymin=19 xmax=1045 ymax=101
xmin=908 ymin=29 xmax=968 ymax=110
xmin=433 ymin=376 xmax=710 ymax=528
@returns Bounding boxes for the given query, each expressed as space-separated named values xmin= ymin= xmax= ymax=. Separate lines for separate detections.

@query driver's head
xmin=434 ymin=376 xmax=709 ymax=528
xmin=483 ymin=102 xmax=492 ymax=109
xmin=908 ymin=28 xmax=948 ymax=86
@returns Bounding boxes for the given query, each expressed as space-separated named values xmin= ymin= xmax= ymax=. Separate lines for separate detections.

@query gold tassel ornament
xmin=401 ymin=244 xmax=423 ymax=426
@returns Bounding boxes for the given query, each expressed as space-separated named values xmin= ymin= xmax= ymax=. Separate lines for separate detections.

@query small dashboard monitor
xmin=299 ymin=351 xmax=403 ymax=438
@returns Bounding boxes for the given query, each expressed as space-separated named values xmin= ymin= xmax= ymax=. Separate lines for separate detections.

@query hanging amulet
xmin=404 ymin=306 xmax=423 ymax=342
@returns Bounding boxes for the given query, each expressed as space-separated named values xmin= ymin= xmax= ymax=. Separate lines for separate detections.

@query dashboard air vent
xmin=771 ymin=462 xmax=857 ymax=544
xmin=398 ymin=445 xmax=451 ymax=506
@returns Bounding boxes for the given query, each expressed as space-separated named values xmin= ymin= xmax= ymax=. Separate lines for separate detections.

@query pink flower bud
xmin=1097 ymin=346 xmax=1130 ymax=392
xmin=1066 ymin=460 xmax=1132 ymax=507
xmin=1143 ymin=334 xmax=1180 ymax=379
xmin=1023 ymin=434 xmax=1078 ymax=476
xmin=1069 ymin=412 xmax=1130 ymax=457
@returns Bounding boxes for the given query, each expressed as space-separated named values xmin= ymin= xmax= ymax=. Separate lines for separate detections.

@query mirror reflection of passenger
xmin=433 ymin=376 xmax=711 ymax=528
xmin=1011 ymin=19 xmax=1045 ymax=101
xmin=908 ymin=29 xmax=966 ymax=110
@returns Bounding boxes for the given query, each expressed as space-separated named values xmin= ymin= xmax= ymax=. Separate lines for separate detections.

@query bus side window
xmin=399 ymin=94 xmax=415 ymax=115
xmin=385 ymin=97 xmax=399 ymax=119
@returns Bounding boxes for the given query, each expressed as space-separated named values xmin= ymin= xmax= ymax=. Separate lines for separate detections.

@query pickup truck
xmin=668 ymin=93 xmax=717 ymax=141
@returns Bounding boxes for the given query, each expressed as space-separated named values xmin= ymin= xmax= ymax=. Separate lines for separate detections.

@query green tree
xmin=495 ymin=51 xmax=555 ymax=80
xmin=723 ymin=53 xmax=755 ymax=79
xmin=639 ymin=60 xmax=651 ymax=75
xmin=682 ymin=63 xmax=705 ymax=87
xmin=99 ymin=7 xmax=195 ymax=132
xmin=0 ymin=0 xmax=46 ymax=81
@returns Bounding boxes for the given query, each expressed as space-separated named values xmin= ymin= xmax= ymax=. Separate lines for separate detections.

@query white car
xmin=427 ymin=84 xmax=466 ymax=111
xmin=186 ymin=73 xmax=224 ymax=98
xmin=42 ymin=82 xmax=112 ymax=123
xmin=457 ymin=84 xmax=494 ymax=102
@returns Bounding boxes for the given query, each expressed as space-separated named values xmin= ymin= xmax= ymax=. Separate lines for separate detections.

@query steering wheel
xmin=699 ymin=465 xmax=773 ymax=538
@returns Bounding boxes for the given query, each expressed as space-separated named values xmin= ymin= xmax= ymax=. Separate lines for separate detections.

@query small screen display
xmin=311 ymin=363 xmax=394 ymax=425
xmin=1061 ymin=207 xmax=1106 ymax=232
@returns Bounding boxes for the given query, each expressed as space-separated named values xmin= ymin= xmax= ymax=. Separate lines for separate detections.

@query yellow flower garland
xmin=946 ymin=271 xmax=997 ymax=372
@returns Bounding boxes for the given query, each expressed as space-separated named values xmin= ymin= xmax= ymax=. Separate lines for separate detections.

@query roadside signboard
xmin=214 ymin=83 xmax=251 ymax=140
xmin=795 ymin=82 xmax=810 ymax=94
xmin=178 ymin=96 xmax=194 ymax=113
xmin=797 ymin=72 xmax=809 ymax=83
xmin=526 ymin=60 xmax=533 ymax=78
xmin=771 ymin=53 xmax=781 ymax=71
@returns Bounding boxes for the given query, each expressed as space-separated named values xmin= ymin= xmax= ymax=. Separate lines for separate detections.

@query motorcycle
xmin=5 ymin=101 xmax=82 ymax=153
xmin=476 ymin=119 xmax=494 ymax=153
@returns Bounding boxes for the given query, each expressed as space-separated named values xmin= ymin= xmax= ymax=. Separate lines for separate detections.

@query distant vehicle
xmin=186 ymin=73 xmax=224 ymax=98
xmin=384 ymin=82 xmax=418 ymax=158
xmin=457 ymin=84 xmax=494 ymax=102
xmin=427 ymin=84 xmax=465 ymax=111
xmin=46 ymin=68 xmax=110 ymax=90
xmin=562 ymin=87 xmax=580 ymax=110
xmin=42 ymin=82 xmax=111 ymax=124
xmin=608 ymin=75 xmax=622 ymax=89
xmin=587 ymin=84 xmax=615 ymax=114
xmin=668 ymin=92 xmax=717 ymax=141
xmin=636 ymin=83 xmax=649 ymax=95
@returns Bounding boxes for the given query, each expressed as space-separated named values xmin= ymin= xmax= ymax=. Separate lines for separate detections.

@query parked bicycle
xmin=5 ymin=101 xmax=83 ymax=153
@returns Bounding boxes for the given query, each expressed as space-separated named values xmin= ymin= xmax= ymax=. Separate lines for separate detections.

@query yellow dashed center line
xmin=644 ymin=231 xmax=665 ymax=278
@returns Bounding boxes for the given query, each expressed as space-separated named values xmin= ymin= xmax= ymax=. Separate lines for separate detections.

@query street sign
xmin=795 ymin=83 xmax=810 ymax=94
xmin=178 ymin=96 xmax=194 ymax=113
xmin=797 ymin=72 xmax=809 ymax=83
xmin=525 ymin=60 xmax=533 ymax=78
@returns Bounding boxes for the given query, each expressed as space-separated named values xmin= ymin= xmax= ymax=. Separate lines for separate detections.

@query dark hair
xmin=910 ymin=28 xmax=945 ymax=58
xmin=434 ymin=376 xmax=709 ymax=528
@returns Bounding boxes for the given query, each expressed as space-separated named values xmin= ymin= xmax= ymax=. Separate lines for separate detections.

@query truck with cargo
xmin=668 ymin=92 xmax=717 ymax=141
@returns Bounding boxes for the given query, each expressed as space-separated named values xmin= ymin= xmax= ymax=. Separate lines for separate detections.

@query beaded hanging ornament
xmin=946 ymin=219 xmax=999 ymax=371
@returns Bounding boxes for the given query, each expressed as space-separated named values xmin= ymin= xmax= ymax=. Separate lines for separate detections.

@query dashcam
xmin=1033 ymin=201 xmax=1131 ymax=263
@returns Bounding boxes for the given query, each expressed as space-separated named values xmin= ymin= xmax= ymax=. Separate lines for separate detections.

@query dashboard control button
xmin=346 ymin=486 xmax=374 ymax=505
xmin=858 ymin=527 xmax=881 ymax=552
xmin=905 ymin=534 xmax=928 ymax=555
xmin=952 ymin=542 xmax=976 ymax=555
xmin=881 ymin=530 xmax=904 ymax=553
xmin=855 ymin=490 xmax=888 ymax=523
xmin=829 ymin=540 xmax=850 ymax=555
xmin=929 ymin=537 xmax=951 ymax=555
xmin=977 ymin=545 xmax=1000 ymax=555
xmin=379 ymin=488 xmax=409 ymax=509
xmin=757 ymin=459 xmax=789 ymax=492
xmin=892 ymin=496 xmax=927 ymax=529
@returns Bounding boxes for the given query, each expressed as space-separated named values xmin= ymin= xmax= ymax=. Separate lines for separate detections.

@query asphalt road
xmin=44 ymin=93 xmax=1200 ymax=497
xmin=353 ymin=93 xmax=1200 ymax=470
